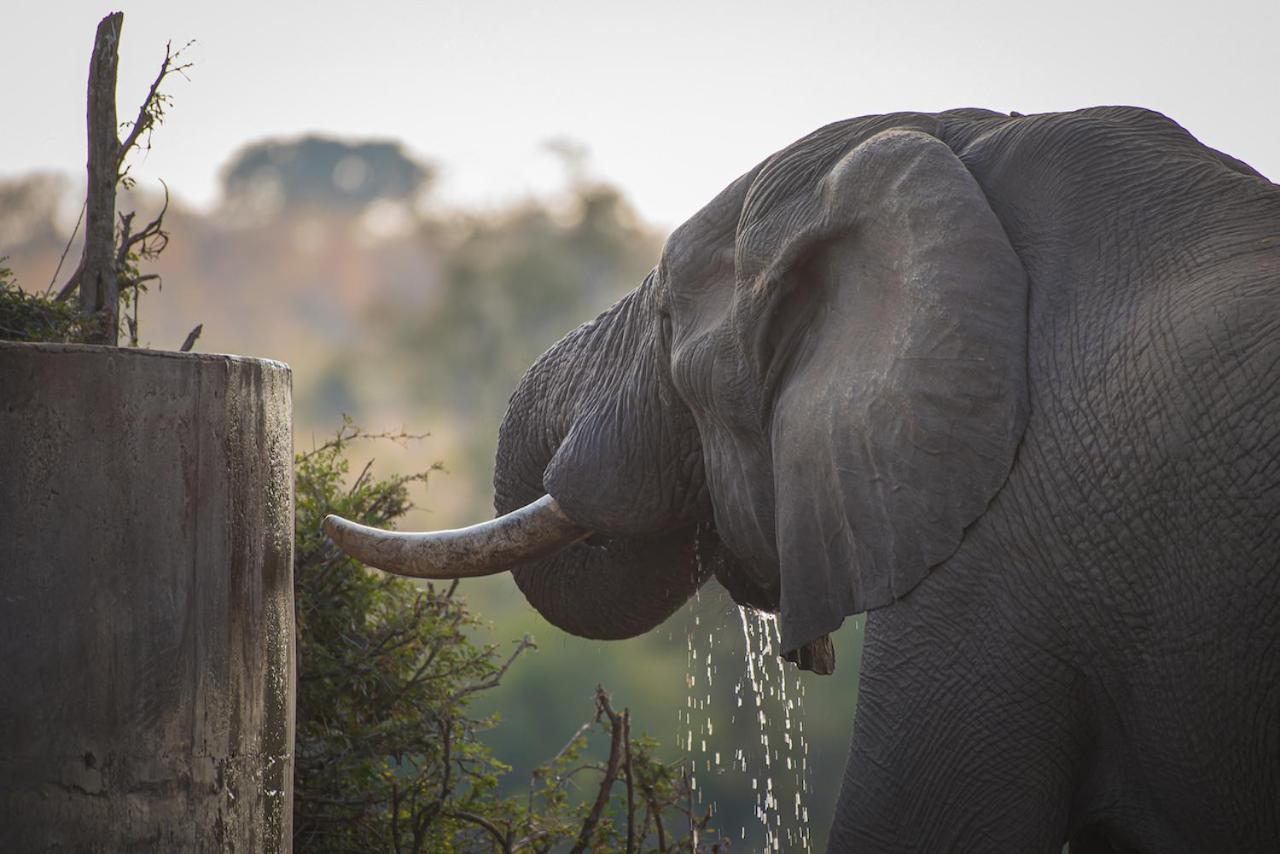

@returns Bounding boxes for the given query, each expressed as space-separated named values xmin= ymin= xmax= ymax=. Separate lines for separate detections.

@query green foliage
xmin=327 ymin=179 xmax=665 ymax=511
xmin=293 ymin=421 xmax=724 ymax=852
xmin=0 ymin=261 xmax=99 ymax=343
xmin=0 ymin=250 xmax=163 ymax=346
xmin=294 ymin=421 xmax=501 ymax=851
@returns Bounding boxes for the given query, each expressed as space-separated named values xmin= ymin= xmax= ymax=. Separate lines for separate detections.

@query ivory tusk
xmin=322 ymin=494 xmax=591 ymax=579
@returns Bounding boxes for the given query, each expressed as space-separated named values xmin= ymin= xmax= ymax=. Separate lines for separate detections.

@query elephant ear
xmin=738 ymin=129 xmax=1028 ymax=652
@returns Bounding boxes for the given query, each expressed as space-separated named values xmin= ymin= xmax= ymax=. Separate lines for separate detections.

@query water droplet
xmin=682 ymin=575 xmax=812 ymax=850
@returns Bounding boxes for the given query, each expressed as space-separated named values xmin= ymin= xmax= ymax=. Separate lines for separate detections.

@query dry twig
xmin=179 ymin=323 xmax=202 ymax=352
xmin=58 ymin=13 xmax=193 ymax=347
xmin=569 ymin=686 xmax=631 ymax=854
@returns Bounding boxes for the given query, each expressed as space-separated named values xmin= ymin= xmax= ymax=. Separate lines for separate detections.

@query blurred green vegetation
xmin=294 ymin=422 xmax=726 ymax=851
xmin=1 ymin=140 xmax=863 ymax=849
xmin=371 ymin=180 xmax=663 ymax=518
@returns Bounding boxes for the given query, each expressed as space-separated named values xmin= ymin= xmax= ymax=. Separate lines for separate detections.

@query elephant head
xmin=325 ymin=110 xmax=1029 ymax=668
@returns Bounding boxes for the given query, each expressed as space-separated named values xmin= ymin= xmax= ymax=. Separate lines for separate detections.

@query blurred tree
xmin=0 ymin=175 xmax=69 ymax=255
xmin=360 ymin=178 xmax=662 ymax=502
xmin=223 ymin=136 xmax=433 ymax=216
xmin=396 ymin=181 xmax=658 ymax=411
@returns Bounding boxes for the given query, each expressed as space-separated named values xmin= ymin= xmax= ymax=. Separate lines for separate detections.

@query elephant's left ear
xmin=738 ymin=129 xmax=1029 ymax=652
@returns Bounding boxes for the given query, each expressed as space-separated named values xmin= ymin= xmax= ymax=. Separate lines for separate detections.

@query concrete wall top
xmin=0 ymin=342 xmax=295 ymax=852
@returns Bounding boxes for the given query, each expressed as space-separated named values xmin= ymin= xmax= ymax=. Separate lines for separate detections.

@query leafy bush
xmin=0 ymin=261 xmax=99 ymax=343
xmin=293 ymin=422 xmax=725 ymax=852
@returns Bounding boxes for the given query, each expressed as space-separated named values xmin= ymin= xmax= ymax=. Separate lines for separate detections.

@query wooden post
xmin=80 ymin=12 xmax=123 ymax=344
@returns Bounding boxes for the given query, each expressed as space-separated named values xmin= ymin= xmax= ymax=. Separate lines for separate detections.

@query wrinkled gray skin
xmin=493 ymin=107 xmax=1280 ymax=853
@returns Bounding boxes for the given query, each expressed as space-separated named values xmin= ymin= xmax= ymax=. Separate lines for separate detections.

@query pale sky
xmin=5 ymin=0 xmax=1277 ymax=230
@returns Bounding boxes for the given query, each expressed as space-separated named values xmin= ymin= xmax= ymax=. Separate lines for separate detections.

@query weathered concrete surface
xmin=0 ymin=343 xmax=294 ymax=852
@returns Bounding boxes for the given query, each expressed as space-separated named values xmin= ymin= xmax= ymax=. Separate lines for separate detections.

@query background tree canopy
xmin=222 ymin=136 xmax=433 ymax=215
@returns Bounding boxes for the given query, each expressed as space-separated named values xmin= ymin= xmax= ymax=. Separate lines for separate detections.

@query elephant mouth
xmin=323 ymin=493 xmax=590 ymax=579
xmin=324 ymin=493 xmax=837 ymax=675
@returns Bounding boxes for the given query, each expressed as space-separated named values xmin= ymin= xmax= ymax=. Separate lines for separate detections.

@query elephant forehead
xmin=661 ymin=165 xmax=758 ymax=291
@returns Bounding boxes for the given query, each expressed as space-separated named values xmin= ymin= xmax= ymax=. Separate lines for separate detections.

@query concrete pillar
xmin=0 ymin=343 xmax=295 ymax=852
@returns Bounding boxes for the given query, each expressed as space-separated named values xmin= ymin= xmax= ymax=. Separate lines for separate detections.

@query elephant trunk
xmin=494 ymin=281 xmax=714 ymax=639
xmin=509 ymin=528 xmax=712 ymax=639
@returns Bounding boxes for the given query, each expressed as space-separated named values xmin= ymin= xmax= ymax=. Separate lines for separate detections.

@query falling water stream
xmin=680 ymin=582 xmax=813 ymax=851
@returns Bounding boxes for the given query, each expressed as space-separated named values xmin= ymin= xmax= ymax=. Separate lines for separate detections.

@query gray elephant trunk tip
xmin=322 ymin=494 xmax=591 ymax=579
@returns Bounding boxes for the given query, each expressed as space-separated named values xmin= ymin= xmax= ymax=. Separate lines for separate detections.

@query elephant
xmin=326 ymin=107 xmax=1280 ymax=853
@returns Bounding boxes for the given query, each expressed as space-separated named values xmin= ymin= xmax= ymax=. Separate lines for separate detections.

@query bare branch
xmin=623 ymin=709 xmax=636 ymax=854
xmin=528 ymin=714 xmax=595 ymax=816
xmin=123 ymin=274 xmax=161 ymax=291
xmin=685 ymin=769 xmax=700 ymax=851
xmin=46 ymin=202 xmax=85 ymax=297
xmin=444 ymin=810 xmax=512 ymax=853
xmin=117 ymin=41 xmax=193 ymax=171
xmin=448 ymin=635 xmax=535 ymax=702
xmin=547 ymin=720 xmax=595 ymax=770
xmin=54 ymin=263 xmax=82 ymax=303
xmin=347 ymin=459 xmax=376 ymax=497
xmin=116 ymin=210 xmax=135 ymax=258
xmin=118 ymin=181 xmax=170 ymax=266
xmin=511 ymin=829 xmax=551 ymax=850
xmin=643 ymin=788 xmax=668 ymax=853
xmin=179 ymin=323 xmax=201 ymax=352
xmin=296 ymin=423 xmax=432 ymax=463
xmin=390 ymin=782 xmax=401 ymax=854
xmin=569 ymin=686 xmax=628 ymax=854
